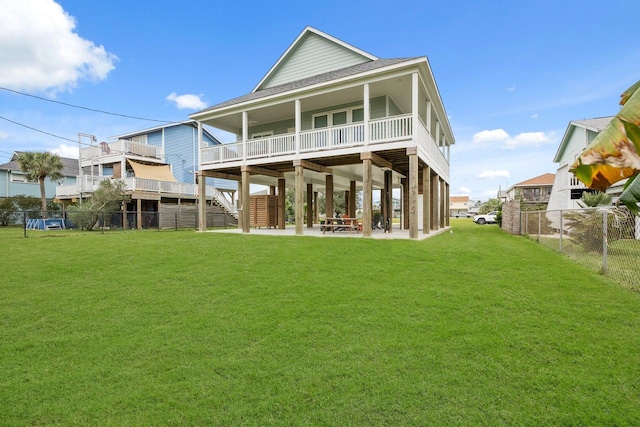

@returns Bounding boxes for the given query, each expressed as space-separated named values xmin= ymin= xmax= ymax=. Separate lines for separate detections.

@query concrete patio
xmin=206 ymin=224 xmax=451 ymax=240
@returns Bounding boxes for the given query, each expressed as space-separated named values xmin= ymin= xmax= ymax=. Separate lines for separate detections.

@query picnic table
xmin=321 ymin=217 xmax=361 ymax=234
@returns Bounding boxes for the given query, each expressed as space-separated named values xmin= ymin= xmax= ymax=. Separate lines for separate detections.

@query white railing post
xmin=295 ymin=99 xmax=301 ymax=155
xmin=364 ymin=83 xmax=370 ymax=145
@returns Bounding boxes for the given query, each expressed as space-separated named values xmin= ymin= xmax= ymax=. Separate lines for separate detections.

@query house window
xmin=10 ymin=174 xmax=35 ymax=183
xmin=314 ymin=115 xmax=328 ymax=128
xmin=251 ymin=131 xmax=274 ymax=139
xmin=312 ymin=106 xmax=364 ymax=129
xmin=131 ymin=135 xmax=147 ymax=144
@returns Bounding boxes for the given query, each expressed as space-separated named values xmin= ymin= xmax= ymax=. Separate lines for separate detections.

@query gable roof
xmin=553 ymin=116 xmax=613 ymax=163
xmin=198 ymin=58 xmax=418 ymax=114
xmin=0 ymin=151 xmax=79 ymax=176
xmin=450 ymin=195 xmax=469 ymax=203
xmin=112 ymin=120 xmax=222 ymax=144
xmin=513 ymin=173 xmax=555 ymax=187
xmin=253 ymin=26 xmax=378 ymax=92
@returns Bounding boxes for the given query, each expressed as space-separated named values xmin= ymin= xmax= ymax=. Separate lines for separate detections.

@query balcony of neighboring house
xmin=521 ymin=187 xmax=552 ymax=204
xmin=56 ymin=175 xmax=236 ymax=214
xmin=201 ymin=114 xmax=449 ymax=179
xmin=79 ymin=139 xmax=164 ymax=169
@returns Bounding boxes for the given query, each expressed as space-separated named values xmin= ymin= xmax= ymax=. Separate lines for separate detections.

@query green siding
xmin=259 ymin=32 xmax=371 ymax=90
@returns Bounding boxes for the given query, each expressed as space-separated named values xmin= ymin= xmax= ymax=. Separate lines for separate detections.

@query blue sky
xmin=1 ymin=0 xmax=639 ymax=201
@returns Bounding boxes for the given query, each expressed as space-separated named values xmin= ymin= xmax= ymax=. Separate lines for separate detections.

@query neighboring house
xmin=468 ymin=199 xmax=481 ymax=216
xmin=113 ymin=121 xmax=235 ymax=192
xmin=547 ymin=117 xmax=614 ymax=211
xmin=505 ymin=173 xmax=555 ymax=209
xmin=0 ymin=151 xmax=78 ymax=202
xmin=56 ymin=121 xmax=237 ymax=229
xmin=450 ymin=195 xmax=469 ymax=216
xmin=497 ymin=189 xmax=507 ymax=204
xmin=190 ymin=26 xmax=455 ymax=238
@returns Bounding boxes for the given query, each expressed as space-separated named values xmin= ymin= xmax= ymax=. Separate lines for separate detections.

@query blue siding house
xmin=0 ymin=152 xmax=78 ymax=201
xmin=55 ymin=121 xmax=238 ymax=229
xmin=114 ymin=121 xmax=236 ymax=191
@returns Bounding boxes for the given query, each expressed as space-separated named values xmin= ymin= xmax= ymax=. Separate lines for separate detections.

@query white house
xmin=548 ymin=117 xmax=613 ymax=212
xmin=190 ymin=26 xmax=455 ymax=238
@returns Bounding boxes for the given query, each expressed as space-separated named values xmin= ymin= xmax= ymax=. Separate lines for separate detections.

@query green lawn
xmin=1 ymin=222 xmax=639 ymax=425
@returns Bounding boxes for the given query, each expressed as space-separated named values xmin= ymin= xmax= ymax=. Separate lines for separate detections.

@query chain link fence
xmin=518 ymin=207 xmax=640 ymax=291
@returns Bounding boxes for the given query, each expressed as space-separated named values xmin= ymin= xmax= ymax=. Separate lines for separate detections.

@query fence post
xmin=559 ymin=210 xmax=563 ymax=252
xmin=175 ymin=212 xmax=178 ymax=231
xmin=101 ymin=212 xmax=105 ymax=234
xmin=537 ymin=211 xmax=541 ymax=243
xmin=23 ymin=211 xmax=27 ymax=238
xmin=601 ymin=208 xmax=608 ymax=273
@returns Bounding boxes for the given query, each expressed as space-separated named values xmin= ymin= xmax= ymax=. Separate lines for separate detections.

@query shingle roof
xmin=450 ymin=195 xmax=469 ymax=203
xmin=514 ymin=173 xmax=555 ymax=187
xmin=571 ymin=117 xmax=613 ymax=132
xmin=0 ymin=152 xmax=79 ymax=176
xmin=196 ymin=58 xmax=419 ymax=113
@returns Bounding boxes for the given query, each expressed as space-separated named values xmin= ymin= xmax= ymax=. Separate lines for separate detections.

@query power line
xmin=0 ymin=86 xmax=174 ymax=123
xmin=0 ymin=116 xmax=77 ymax=144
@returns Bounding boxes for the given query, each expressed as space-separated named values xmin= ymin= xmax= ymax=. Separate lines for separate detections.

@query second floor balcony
xmin=80 ymin=140 xmax=164 ymax=167
xmin=201 ymin=114 xmax=449 ymax=178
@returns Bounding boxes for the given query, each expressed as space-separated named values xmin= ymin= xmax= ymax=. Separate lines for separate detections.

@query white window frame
xmin=312 ymin=105 xmax=364 ymax=129
xmin=251 ymin=131 xmax=274 ymax=139
xmin=10 ymin=173 xmax=36 ymax=183
xmin=131 ymin=135 xmax=147 ymax=144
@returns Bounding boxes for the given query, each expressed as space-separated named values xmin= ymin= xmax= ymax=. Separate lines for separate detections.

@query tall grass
xmin=1 ymin=222 xmax=639 ymax=425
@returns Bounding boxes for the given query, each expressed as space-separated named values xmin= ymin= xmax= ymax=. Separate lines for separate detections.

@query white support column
xmin=295 ymin=99 xmax=301 ymax=155
xmin=435 ymin=121 xmax=441 ymax=147
xmin=242 ymin=111 xmax=248 ymax=162
xmin=198 ymin=173 xmax=206 ymax=231
xmin=364 ymin=83 xmax=370 ymax=144
xmin=411 ymin=72 xmax=419 ymax=141
xmin=426 ymin=100 xmax=432 ymax=135
xmin=446 ymin=138 xmax=450 ymax=162
xmin=197 ymin=121 xmax=203 ymax=184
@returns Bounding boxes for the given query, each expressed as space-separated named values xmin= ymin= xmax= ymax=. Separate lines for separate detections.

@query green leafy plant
xmin=0 ymin=197 xmax=17 ymax=226
xmin=570 ymin=80 xmax=640 ymax=214
xmin=66 ymin=179 xmax=129 ymax=230
xmin=564 ymin=192 xmax=619 ymax=253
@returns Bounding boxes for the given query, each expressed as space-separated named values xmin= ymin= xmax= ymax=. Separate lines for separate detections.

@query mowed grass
xmin=1 ymin=221 xmax=639 ymax=425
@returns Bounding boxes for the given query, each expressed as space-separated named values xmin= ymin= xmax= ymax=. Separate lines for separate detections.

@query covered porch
xmin=192 ymin=60 xmax=453 ymax=239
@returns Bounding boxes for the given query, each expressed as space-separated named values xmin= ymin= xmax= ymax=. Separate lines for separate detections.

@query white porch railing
xmin=200 ymin=114 xmax=449 ymax=176
xmin=80 ymin=139 xmax=163 ymax=162
xmin=56 ymin=176 xmax=237 ymax=216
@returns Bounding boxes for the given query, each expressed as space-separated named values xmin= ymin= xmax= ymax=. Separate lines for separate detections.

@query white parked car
xmin=473 ymin=211 xmax=498 ymax=224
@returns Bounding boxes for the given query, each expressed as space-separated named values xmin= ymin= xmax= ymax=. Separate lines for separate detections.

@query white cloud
xmin=458 ymin=186 xmax=471 ymax=194
xmin=50 ymin=143 xmax=78 ymax=158
xmin=504 ymin=131 xmax=555 ymax=149
xmin=166 ymin=92 xmax=208 ymax=110
xmin=0 ymin=0 xmax=118 ymax=94
xmin=477 ymin=170 xmax=510 ymax=179
xmin=472 ymin=129 xmax=509 ymax=145
xmin=507 ymin=85 xmax=516 ymax=92
xmin=530 ymin=113 xmax=539 ymax=119
xmin=471 ymin=128 xmax=556 ymax=149
xmin=0 ymin=130 xmax=8 ymax=140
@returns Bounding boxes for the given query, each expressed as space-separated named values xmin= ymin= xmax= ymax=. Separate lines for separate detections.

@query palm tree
xmin=16 ymin=151 xmax=64 ymax=218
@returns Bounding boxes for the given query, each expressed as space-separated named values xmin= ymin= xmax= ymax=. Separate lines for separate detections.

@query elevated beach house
xmin=56 ymin=121 xmax=237 ymax=229
xmin=190 ymin=27 xmax=455 ymax=238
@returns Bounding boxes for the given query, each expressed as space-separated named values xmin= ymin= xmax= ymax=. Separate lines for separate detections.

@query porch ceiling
xmin=199 ymin=73 xmax=414 ymax=135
